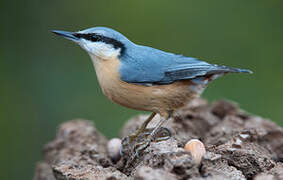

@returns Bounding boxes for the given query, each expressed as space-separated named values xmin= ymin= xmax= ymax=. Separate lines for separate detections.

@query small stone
xmin=184 ymin=139 xmax=206 ymax=165
xmin=107 ymin=138 xmax=122 ymax=163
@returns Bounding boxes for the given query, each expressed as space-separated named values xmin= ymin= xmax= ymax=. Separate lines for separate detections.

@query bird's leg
xmin=122 ymin=112 xmax=173 ymax=169
xmin=150 ymin=115 xmax=171 ymax=140
xmin=127 ymin=112 xmax=156 ymax=143
xmin=137 ymin=127 xmax=172 ymax=142
xmin=134 ymin=111 xmax=173 ymax=157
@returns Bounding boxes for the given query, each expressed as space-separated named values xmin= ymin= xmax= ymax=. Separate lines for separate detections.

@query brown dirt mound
xmin=34 ymin=99 xmax=283 ymax=180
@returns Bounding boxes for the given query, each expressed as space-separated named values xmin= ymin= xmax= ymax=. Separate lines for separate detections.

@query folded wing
xmin=119 ymin=45 xmax=251 ymax=85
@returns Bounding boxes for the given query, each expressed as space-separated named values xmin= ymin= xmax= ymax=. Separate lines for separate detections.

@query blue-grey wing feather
xmin=119 ymin=44 xmax=251 ymax=85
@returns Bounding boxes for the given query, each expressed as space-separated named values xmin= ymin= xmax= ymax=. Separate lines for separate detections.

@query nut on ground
xmin=184 ymin=139 xmax=206 ymax=165
xmin=107 ymin=138 xmax=122 ymax=162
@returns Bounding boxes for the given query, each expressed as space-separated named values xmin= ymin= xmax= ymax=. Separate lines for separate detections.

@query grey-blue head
xmin=52 ymin=27 xmax=132 ymax=59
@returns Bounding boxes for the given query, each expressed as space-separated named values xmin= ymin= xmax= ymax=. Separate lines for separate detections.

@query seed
xmin=184 ymin=139 xmax=206 ymax=165
xmin=107 ymin=138 xmax=122 ymax=163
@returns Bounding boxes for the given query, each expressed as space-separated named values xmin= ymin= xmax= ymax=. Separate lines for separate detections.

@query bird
xmin=52 ymin=26 xmax=252 ymax=155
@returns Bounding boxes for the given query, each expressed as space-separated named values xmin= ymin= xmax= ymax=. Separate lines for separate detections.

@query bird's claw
xmin=152 ymin=127 xmax=172 ymax=142
xmin=121 ymin=133 xmax=137 ymax=145
xmin=122 ymin=127 xmax=172 ymax=158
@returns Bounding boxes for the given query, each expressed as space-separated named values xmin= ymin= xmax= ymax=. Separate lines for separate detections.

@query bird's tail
xmin=200 ymin=65 xmax=252 ymax=84
xmin=209 ymin=65 xmax=253 ymax=75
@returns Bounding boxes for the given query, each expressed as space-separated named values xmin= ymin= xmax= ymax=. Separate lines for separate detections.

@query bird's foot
xmin=123 ymin=126 xmax=171 ymax=145
xmin=123 ymin=133 xmax=139 ymax=145
xmin=121 ymin=127 xmax=171 ymax=168
xmin=134 ymin=127 xmax=171 ymax=157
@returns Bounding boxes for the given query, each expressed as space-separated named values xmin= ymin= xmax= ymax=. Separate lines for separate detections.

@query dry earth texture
xmin=34 ymin=99 xmax=283 ymax=180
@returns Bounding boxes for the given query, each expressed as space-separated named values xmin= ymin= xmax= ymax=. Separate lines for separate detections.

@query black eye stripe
xmin=73 ymin=33 xmax=125 ymax=56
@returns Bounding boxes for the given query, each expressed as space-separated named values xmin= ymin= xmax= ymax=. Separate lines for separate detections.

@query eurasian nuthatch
xmin=52 ymin=27 xmax=252 ymax=154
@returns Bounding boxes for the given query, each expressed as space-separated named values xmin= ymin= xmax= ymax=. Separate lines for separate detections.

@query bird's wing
xmin=119 ymin=45 xmax=251 ymax=85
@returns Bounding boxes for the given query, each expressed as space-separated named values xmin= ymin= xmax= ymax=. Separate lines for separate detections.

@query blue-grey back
xmin=119 ymin=42 xmax=249 ymax=85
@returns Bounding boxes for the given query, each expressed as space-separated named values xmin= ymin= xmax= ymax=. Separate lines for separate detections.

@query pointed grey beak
xmin=51 ymin=30 xmax=79 ymax=41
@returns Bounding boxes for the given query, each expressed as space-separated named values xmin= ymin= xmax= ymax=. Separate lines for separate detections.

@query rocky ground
xmin=34 ymin=98 xmax=283 ymax=180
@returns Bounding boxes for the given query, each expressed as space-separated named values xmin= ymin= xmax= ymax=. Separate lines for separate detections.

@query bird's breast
xmin=91 ymin=56 xmax=121 ymax=98
xmin=91 ymin=56 xmax=203 ymax=114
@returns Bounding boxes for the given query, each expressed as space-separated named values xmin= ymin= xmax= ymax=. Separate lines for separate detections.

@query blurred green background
xmin=1 ymin=0 xmax=282 ymax=179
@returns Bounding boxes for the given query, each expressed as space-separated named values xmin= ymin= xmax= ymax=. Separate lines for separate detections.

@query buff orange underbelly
xmin=105 ymin=80 xmax=200 ymax=115
xmin=93 ymin=56 xmax=200 ymax=115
